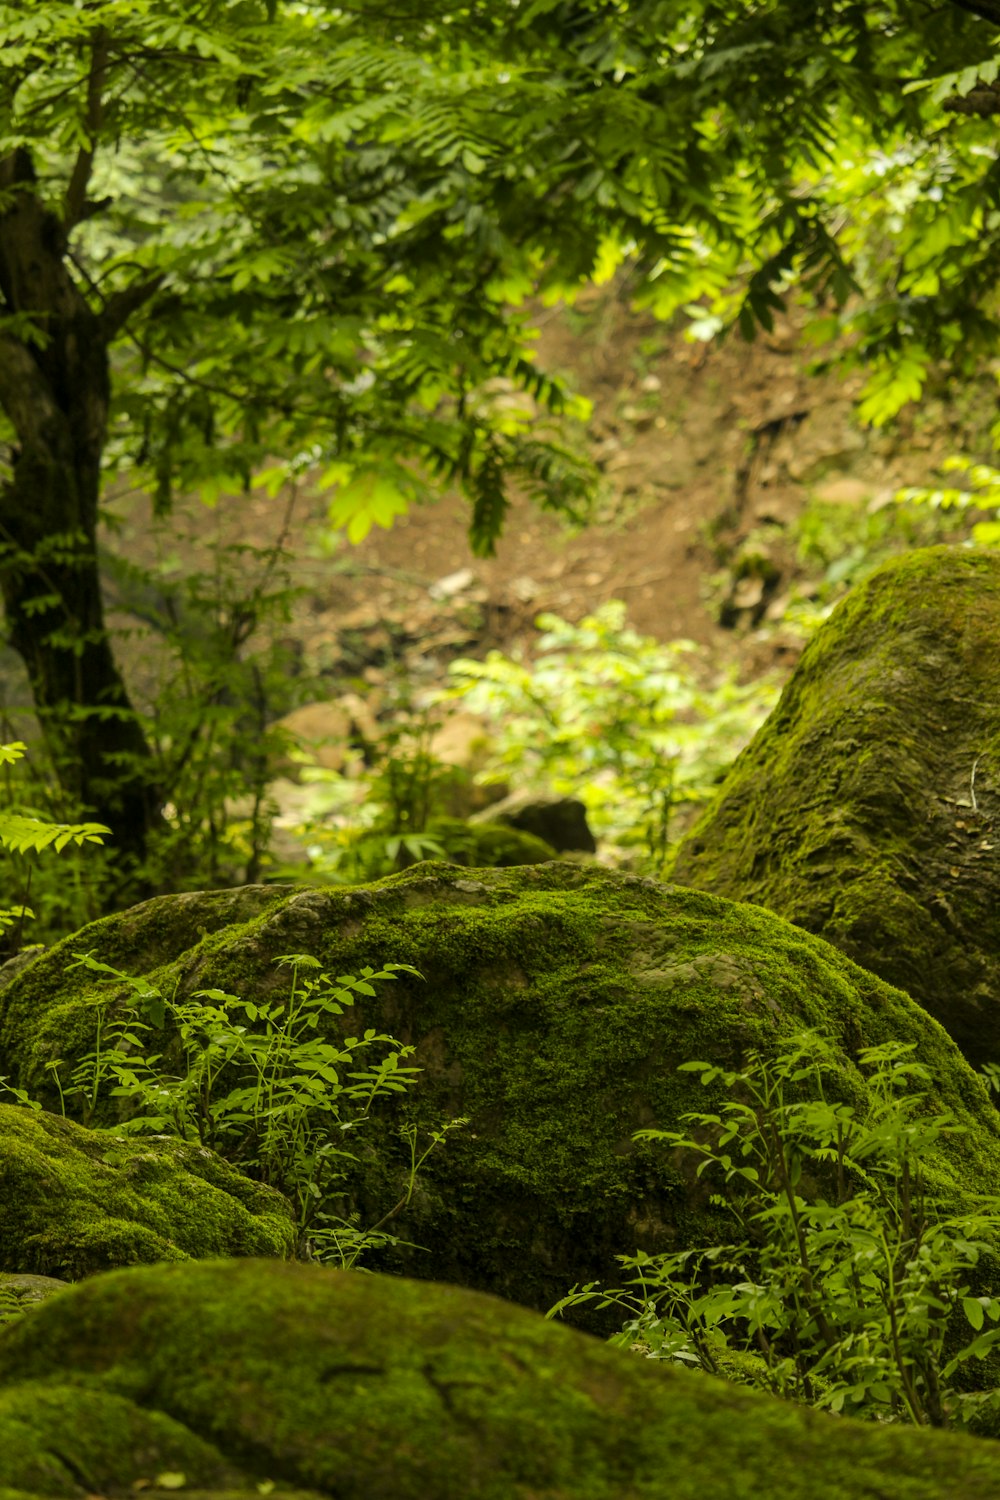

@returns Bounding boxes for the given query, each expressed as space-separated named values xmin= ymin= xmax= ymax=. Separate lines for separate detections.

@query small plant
xmin=549 ymin=1029 xmax=1000 ymax=1429
xmin=24 ymin=952 xmax=463 ymax=1267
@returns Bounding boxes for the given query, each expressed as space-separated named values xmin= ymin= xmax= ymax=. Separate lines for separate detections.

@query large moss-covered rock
xmin=1 ymin=1257 xmax=1000 ymax=1500
xmin=0 ymin=1103 xmax=295 ymax=1278
xmin=3 ymin=862 xmax=999 ymax=1319
xmin=672 ymin=547 xmax=1000 ymax=1070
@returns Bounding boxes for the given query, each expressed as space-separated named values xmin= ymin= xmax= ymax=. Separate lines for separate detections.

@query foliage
xmin=550 ymin=1030 xmax=1000 ymax=1430
xmin=0 ymin=743 xmax=106 ymax=856
xmin=898 ymin=458 xmax=1000 ymax=546
xmin=287 ymin=705 xmax=481 ymax=883
xmin=1 ymin=951 xmax=462 ymax=1268
xmin=2 ymin=0 xmax=1000 ymax=867
xmin=441 ymin=602 xmax=777 ymax=868
xmin=0 ymin=740 xmax=107 ymax=949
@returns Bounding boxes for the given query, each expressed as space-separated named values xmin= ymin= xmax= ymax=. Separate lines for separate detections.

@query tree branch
xmin=64 ymin=27 xmax=110 ymax=232
xmin=943 ymin=81 xmax=1000 ymax=112
xmin=946 ymin=0 xmax=1000 ymax=26
xmin=100 ymin=273 xmax=167 ymax=336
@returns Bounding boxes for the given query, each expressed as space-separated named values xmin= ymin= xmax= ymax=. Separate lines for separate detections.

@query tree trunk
xmin=0 ymin=148 xmax=162 ymax=876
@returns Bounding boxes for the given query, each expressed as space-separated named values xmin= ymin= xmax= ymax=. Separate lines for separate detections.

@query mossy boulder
xmin=414 ymin=816 xmax=558 ymax=867
xmin=0 ymin=1103 xmax=295 ymax=1279
xmin=3 ymin=862 xmax=999 ymax=1321
xmin=2 ymin=1258 xmax=1000 ymax=1500
xmin=671 ymin=547 xmax=1000 ymax=1070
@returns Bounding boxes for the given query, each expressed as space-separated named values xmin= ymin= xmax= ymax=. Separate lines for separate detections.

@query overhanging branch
xmin=947 ymin=0 xmax=1000 ymax=26
xmin=100 ymin=273 xmax=166 ymax=335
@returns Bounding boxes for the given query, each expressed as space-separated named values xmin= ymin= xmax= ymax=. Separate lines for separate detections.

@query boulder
xmin=0 ymin=1102 xmax=295 ymax=1278
xmin=0 ymin=1271 xmax=66 ymax=1328
xmin=2 ymin=863 xmax=998 ymax=1323
xmin=410 ymin=816 xmax=557 ymax=867
xmin=671 ymin=547 xmax=1000 ymax=1070
xmin=1 ymin=1257 xmax=1000 ymax=1500
xmin=471 ymin=791 xmax=597 ymax=852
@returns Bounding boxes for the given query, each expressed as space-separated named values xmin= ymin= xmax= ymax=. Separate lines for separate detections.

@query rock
xmin=0 ymin=1103 xmax=295 ymax=1279
xmin=3 ymin=864 xmax=999 ymax=1326
xmin=471 ymin=791 xmax=597 ymax=852
xmin=406 ymin=817 xmax=557 ymax=868
xmin=0 ymin=1270 xmax=67 ymax=1327
xmin=424 ymin=711 xmax=509 ymax=817
xmin=811 ymin=476 xmax=875 ymax=507
xmin=429 ymin=567 xmax=477 ymax=600
xmin=272 ymin=696 xmax=378 ymax=775
xmin=1 ymin=1257 xmax=1000 ymax=1500
xmin=671 ymin=547 xmax=1000 ymax=1071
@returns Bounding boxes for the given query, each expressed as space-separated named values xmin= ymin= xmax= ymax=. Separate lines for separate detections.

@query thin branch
xmin=64 ymin=27 xmax=110 ymax=231
xmin=947 ymin=0 xmax=1000 ymax=24
xmin=100 ymin=273 xmax=167 ymax=335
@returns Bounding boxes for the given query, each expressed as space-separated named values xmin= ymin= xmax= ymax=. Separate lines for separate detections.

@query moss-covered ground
xmin=0 ymin=1103 xmax=295 ymax=1278
xmin=2 ymin=1257 xmax=1000 ymax=1500
xmin=3 ymin=860 xmax=998 ymax=1326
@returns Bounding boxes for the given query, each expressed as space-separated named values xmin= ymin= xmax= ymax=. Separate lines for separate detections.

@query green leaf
xmin=964 ymin=1296 xmax=986 ymax=1331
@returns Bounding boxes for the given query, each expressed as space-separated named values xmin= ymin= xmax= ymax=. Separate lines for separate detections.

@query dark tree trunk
xmin=0 ymin=147 xmax=163 ymax=875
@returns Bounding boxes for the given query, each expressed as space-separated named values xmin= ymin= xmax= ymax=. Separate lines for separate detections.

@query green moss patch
xmin=0 ymin=1104 xmax=295 ymax=1278
xmin=672 ymin=546 xmax=1000 ymax=1070
xmin=1 ymin=1257 xmax=1000 ymax=1499
xmin=2 ymin=862 xmax=998 ymax=1322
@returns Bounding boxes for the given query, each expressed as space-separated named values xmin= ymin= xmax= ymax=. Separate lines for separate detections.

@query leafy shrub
xmin=0 ymin=741 xmax=108 ymax=950
xmin=550 ymin=1030 xmax=1000 ymax=1430
xmin=441 ymin=601 xmax=777 ymax=869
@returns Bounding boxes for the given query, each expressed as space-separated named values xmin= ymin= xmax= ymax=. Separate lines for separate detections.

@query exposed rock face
xmin=0 ymin=1103 xmax=295 ymax=1278
xmin=2 ymin=862 xmax=997 ymax=1322
xmin=1 ymin=1257 xmax=1000 ymax=1500
xmin=672 ymin=547 xmax=1000 ymax=1070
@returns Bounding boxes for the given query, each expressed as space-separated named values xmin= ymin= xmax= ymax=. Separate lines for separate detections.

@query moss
xmin=0 ymin=1104 xmax=295 ymax=1279
xmin=671 ymin=546 xmax=1000 ymax=1070
xmin=1 ymin=1258 xmax=1000 ymax=1500
xmin=2 ymin=861 xmax=999 ymax=1333
xmin=0 ymin=1274 xmax=67 ymax=1329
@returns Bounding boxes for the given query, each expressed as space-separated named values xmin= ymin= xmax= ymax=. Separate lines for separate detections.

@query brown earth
xmin=0 ymin=279 xmax=991 ymax=799
xmin=94 ymin=280 xmax=995 ymax=730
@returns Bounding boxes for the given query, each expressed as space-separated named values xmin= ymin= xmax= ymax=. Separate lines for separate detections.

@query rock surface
xmin=2 ymin=863 xmax=998 ymax=1321
xmin=472 ymin=790 xmax=597 ymax=851
xmin=1 ymin=1257 xmax=1000 ymax=1500
xmin=671 ymin=547 xmax=1000 ymax=1070
xmin=0 ymin=1102 xmax=295 ymax=1278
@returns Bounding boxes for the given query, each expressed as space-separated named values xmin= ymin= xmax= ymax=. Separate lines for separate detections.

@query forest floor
xmin=99 ymin=278 xmax=993 ymax=723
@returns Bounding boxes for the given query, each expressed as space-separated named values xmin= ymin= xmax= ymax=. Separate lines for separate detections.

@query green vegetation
xmin=7 ymin=1 xmax=1000 ymax=1476
xmin=443 ymin=601 xmax=777 ymax=867
xmin=3 ymin=951 xmax=460 ymax=1268
xmin=552 ymin=1030 xmax=1000 ymax=1430
xmin=3 ymin=0 xmax=1000 ymax=880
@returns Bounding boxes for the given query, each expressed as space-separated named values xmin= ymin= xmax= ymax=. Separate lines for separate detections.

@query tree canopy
xmin=1 ymin=0 xmax=999 ymax=866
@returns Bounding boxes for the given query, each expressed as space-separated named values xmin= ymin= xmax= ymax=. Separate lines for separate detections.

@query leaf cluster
xmin=550 ymin=1029 xmax=1000 ymax=1430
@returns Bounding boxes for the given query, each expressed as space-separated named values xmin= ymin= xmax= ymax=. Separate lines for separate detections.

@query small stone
xmin=429 ymin=567 xmax=476 ymax=600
